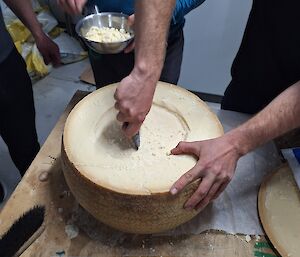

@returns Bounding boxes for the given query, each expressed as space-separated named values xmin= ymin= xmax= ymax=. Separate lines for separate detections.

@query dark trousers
xmin=89 ymin=27 xmax=184 ymax=88
xmin=222 ymin=0 xmax=300 ymax=114
xmin=0 ymin=47 xmax=40 ymax=176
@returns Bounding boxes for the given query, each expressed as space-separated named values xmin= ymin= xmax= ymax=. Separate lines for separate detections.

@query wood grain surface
xmin=0 ymin=91 xmax=277 ymax=257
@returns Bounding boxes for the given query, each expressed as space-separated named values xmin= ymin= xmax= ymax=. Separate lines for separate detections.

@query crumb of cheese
xmin=245 ymin=235 xmax=251 ymax=243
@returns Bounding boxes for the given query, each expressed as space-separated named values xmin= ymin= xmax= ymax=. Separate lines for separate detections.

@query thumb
xmin=127 ymin=14 xmax=135 ymax=27
xmin=42 ymin=53 xmax=50 ymax=65
xmin=51 ymin=50 xmax=61 ymax=67
xmin=75 ymin=0 xmax=87 ymax=14
xmin=171 ymin=141 xmax=200 ymax=156
xmin=124 ymin=41 xmax=135 ymax=53
xmin=122 ymin=122 xmax=141 ymax=138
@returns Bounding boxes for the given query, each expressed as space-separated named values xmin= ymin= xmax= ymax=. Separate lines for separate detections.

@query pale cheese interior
xmin=64 ymin=82 xmax=223 ymax=195
xmin=264 ymin=169 xmax=300 ymax=257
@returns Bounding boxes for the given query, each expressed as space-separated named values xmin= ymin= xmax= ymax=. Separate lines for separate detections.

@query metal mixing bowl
xmin=75 ymin=12 xmax=134 ymax=54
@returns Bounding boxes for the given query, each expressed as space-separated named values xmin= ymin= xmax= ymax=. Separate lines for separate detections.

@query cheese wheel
xmin=259 ymin=165 xmax=300 ymax=257
xmin=62 ymin=82 xmax=223 ymax=233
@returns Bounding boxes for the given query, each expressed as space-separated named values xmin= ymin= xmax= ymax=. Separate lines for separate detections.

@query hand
xmin=57 ymin=0 xmax=87 ymax=15
xmin=114 ymin=69 xmax=156 ymax=138
xmin=35 ymin=33 xmax=61 ymax=67
xmin=170 ymin=135 xmax=242 ymax=211
xmin=124 ymin=14 xmax=135 ymax=54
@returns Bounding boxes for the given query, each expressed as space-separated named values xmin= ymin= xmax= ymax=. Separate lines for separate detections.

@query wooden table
xmin=0 ymin=91 xmax=279 ymax=257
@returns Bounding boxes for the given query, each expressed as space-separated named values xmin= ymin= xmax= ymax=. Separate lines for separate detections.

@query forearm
xmin=133 ymin=0 xmax=175 ymax=82
xmin=4 ymin=0 xmax=44 ymax=39
xmin=228 ymin=81 xmax=300 ymax=155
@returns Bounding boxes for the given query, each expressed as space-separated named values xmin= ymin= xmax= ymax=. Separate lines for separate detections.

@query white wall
xmin=179 ymin=0 xmax=252 ymax=95
xmin=0 ymin=0 xmax=252 ymax=96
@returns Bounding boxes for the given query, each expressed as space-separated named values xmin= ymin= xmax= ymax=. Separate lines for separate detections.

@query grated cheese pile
xmin=85 ymin=26 xmax=131 ymax=43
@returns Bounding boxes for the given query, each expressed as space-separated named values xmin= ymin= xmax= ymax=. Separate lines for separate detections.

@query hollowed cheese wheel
xmin=62 ymin=81 xmax=223 ymax=234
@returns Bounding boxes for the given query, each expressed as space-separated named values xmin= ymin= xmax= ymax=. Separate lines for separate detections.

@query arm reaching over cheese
xmin=114 ymin=0 xmax=176 ymax=138
xmin=5 ymin=0 xmax=60 ymax=66
xmin=58 ymin=0 xmax=175 ymax=138
xmin=170 ymin=81 xmax=300 ymax=211
xmin=57 ymin=0 xmax=87 ymax=15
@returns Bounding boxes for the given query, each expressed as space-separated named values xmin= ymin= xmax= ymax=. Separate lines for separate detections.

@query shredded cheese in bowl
xmin=85 ymin=26 xmax=132 ymax=43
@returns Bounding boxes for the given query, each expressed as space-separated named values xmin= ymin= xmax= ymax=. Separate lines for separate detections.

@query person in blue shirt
xmin=59 ymin=0 xmax=203 ymax=138
xmin=86 ymin=0 xmax=205 ymax=88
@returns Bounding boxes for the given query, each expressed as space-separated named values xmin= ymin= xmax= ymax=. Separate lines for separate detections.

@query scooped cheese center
xmin=64 ymin=83 xmax=223 ymax=195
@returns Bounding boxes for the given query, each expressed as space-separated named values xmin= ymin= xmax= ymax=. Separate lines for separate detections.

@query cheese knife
xmin=132 ymin=131 xmax=140 ymax=150
xmin=123 ymin=122 xmax=140 ymax=150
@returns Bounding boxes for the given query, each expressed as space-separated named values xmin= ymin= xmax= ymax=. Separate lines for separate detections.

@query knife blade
xmin=132 ymin=131 xmax=140 ymax=150
xmin=0 ymin=205 xmax=45 ymax=257
xmin=123 ymin=122 xmax=140 ymax=150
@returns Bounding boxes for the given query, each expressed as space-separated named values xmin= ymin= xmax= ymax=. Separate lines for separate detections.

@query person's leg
xmin=0 ymin=48 xmax=40 ymax=176
xmin=221 ymin=80 xmax=268 ymax=114
xmin=160 ymin=27 xmax=184 ymax=85
xmin=88 ymin=50 xmax=135 ymax=89
xmin=89 ymin=26 xmax=184 ymax=88
xmin=0 ymin=182 xmax=4 ymax=203
xmin=222 ymin=0 xmax=300 ymax=114
xmin=221 ymin=0 xmax=278 ymax=114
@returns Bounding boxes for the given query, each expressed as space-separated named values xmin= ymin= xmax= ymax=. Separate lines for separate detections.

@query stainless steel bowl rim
xmin=75 ymin=12 xmax=135 ymax=44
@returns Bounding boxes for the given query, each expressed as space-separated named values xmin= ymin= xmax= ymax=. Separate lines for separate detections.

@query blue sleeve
xmin=173 ymin=0 xmax=206 ymax=23
xmin=87 ymin=0 xmax=134 ymax=15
